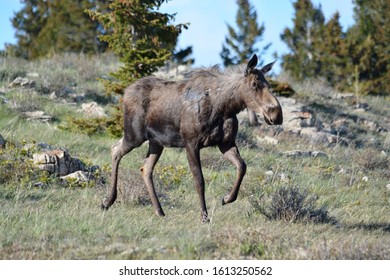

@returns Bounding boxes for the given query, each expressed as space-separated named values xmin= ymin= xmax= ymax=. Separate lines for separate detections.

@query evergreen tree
xmin=8 ymin=0 xmax=49 ymax=58
xmin=87 ymin=0 xmax=188 ymax=94
xmin=173 ymin=46 xmax=195 ymax=66
xmin=280 ymin=0 xmax=325 ymax=80
xmin=220 ymin=0 xmax=270 ymax=67
xmin=345 ymin=0 xmax=389 ymax=94
xmin=8 ymin=0 xmax=109 ymax=59
xmin=318 ymin=12 xmax=348 ymax=88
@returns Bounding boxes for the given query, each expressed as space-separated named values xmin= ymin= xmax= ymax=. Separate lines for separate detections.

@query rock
xmin=284 ymin=150 xmax=328 ymax=158
xmin=386 ymin=184 xmax=390 ymax=191
xmin=22 ymin=111 xmax=52 ymax=122
xmin=311 ymin=151 xmax=329 ymax=158
xmin=27 ymin=72 xmax=39 ymax=78
xmin=69 ymin=93 xmax=85 ymax=103
xmin=355 ymin=102 xmax=370 ymax=111
xmin=8 ymin=77 xmax=35 ymax=88
xmin=33 ymin=150 xmax=86 ymax=176
xmin=80 ymin=102 xmax=107 ymax=118
xmin=60 ymin=170 xmax=93 ymax=183
xmin=0 ymin=134 xmax=6 ymax=148
xmin=265 ymin=170 xmax=274 ymax=180
xmin=257 ymin=135 xmax=279 ymax=145
xmin=300 ymin=127 xmax=331 ymax=144
xmin=279 ymin=173 xmax=289 ymax=183
xmin=49 ymin=91 xmax=57 ymax=100
xmin=37 ymin=142 xmax=53 ymax=150
xmin=335 ymin=93 xmax=355 ymax=99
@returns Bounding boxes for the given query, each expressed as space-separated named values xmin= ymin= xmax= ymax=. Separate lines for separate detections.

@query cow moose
xmin=101 ymin=54 xmax=283 ymax=222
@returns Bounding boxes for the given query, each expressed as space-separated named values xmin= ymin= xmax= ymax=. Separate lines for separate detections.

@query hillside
xmin=0 ymin=54 xmax=389 ymax=259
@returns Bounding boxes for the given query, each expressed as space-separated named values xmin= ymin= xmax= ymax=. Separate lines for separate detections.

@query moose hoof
xmin=155 ymin=209 xmax=166 ymax=217
xmin=201 ymin=213 xmax=210 ymax=223
xmin=101 ymin=200 xmax=110 ymax=211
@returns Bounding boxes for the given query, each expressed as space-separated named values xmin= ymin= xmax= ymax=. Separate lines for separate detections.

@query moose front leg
xmin=219 ymin=143 xmax=247 ymax=205
xmin=185 ymin=145 xmax=209 ymax=223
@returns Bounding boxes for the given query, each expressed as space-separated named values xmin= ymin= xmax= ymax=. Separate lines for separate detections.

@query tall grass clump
xmin=250 ymin=186 xmax=335 ymax=224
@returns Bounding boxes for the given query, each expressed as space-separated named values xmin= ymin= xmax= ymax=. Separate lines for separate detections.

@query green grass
xmin=1 ymin=54 xmax=390 ymax=259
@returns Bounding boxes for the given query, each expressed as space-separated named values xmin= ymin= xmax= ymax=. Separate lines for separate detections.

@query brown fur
xmin=102 ymin=54 xmax=283 ymax=222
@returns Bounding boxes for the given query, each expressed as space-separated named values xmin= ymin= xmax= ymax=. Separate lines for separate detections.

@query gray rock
xmin=257 ymin=135 xmax=279 ymax=145
xmin=284 ymin=150 xmax=328 ymax=158
xmin=33 ymin=150 xmax=86 ymax=176
xmin=60 ymin=170 xmax=93 ymax=183
xmin=8 ymin=77 xmax=35 ymax=88
xmin=22 ymin=111 xmax=52 ymax=122
xmin=80 ymin=102 xmax=107 ymax=118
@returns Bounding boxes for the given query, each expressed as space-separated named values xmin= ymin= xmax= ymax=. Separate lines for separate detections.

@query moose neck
xmin=212 ymin=75 xmax=247 ymax=117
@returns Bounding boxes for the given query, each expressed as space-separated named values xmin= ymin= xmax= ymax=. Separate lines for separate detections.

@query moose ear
xmin=245 ymin=54 xmax=258 ymax=76
xmin=261 ymin=60 xmax=276 ymax=74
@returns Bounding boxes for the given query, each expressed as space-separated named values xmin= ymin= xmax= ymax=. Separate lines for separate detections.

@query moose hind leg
xmin=141 ymin=141 xmax=165 ymax=217
xmin=102 ymin=137 xmax=135 ymax=210
xmin=219 ymin=143 xmax=247 ymax=205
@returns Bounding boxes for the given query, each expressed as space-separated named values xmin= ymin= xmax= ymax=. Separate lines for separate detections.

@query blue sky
xmin=0 ymin=0 xmax=355 ymax=72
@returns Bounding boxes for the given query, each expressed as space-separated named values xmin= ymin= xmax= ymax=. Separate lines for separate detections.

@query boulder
xmin=283 ymin=150 xmax=328 ymax=158
xmin=80 ymin=102 xmax=107 ymax=118
xmin=8 ymin=77 xmax=35 ymax=88
xmin=33 ymin=150 xmax=86 ymax=176
xmin=257 ymin=135 xmax=279 ymax=145
xmin=60 ymin=170 xmax=93 ymax=183
xmin=22 ymin=111 xmax=52 ymax=122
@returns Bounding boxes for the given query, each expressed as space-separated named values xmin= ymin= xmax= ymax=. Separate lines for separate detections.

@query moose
xmin=102 ymin=54 xmax=283 ymax=222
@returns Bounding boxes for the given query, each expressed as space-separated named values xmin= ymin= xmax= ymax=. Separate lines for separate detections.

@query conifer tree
xmin=87 ymin=0 xmax=188 ymax=94
xmin=8 ymin=0 xmax=109 ymax=59
xmin=318 ymin=12 xmax=347 ymax=88
xmin=220 ymin=0 xmax=270 ymax=67
xmin=345 ymin=0 xmax=389 ymax=94
xmin=280 ymin=0 xmax=325 ymax=80
xmin=9 ymin=0 xmax=48 ymax=58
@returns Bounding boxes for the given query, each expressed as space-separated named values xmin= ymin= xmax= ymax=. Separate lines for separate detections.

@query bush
xmin=250 ymin=186 xmax=334 ymax=224
xmin=0 ymin=141 xmax=52 ymax=188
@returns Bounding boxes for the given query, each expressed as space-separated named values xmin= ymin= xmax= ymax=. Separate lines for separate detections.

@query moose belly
xmin=145 ymin=125 xmax=184 ymax=147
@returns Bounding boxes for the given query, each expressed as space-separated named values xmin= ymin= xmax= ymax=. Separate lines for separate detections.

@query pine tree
xmin=318 ymin=12 xmax=348 ymax=88
xmin=345 ymin=0 xmax=389 ymax=94
xmin=8 ymin=0 xmax=49 ymax=58
xmin=173 ymin=46 xmax=195 ymax=66
xmin=280 ymin=0 xmax=325 ymax=80
xmin=220 ymin=0 xmax=270 ymax=67
xmin=7 ymin=0 xmax=109 ymax=59
xmin=87 ymin=0 xmax=188 ymax=94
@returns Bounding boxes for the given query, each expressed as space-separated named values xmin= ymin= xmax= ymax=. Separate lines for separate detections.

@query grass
xmin=1 ymin=54 xmax=390 ymax=259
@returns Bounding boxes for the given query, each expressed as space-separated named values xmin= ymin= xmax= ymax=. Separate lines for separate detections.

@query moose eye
xmin=252 ymin=82 xmax=257 ymax=88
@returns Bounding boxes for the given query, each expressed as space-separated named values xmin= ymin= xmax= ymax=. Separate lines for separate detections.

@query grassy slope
xmin=1 ymin=55 xmax=390 ymax=259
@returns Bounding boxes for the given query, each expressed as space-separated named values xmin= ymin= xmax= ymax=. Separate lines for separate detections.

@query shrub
xmin=250 ymin=186 xmax=334 ymax=224
xmin=0 ymin=141 xmax=52 ymax=188
xmin=156 ymin=164 xmax=188 ymax=189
